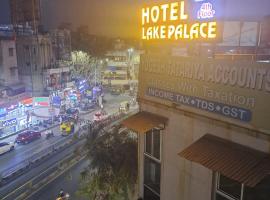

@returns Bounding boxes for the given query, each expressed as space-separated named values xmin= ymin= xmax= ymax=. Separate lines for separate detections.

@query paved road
xmin=27 ymin=158 xmax=89 ymax=200
xmin=0 ymin=93 xmax=131 ymax=174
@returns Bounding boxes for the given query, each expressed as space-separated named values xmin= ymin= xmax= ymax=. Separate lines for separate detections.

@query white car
xmin=0 ymin=142 xmax=15 ymax=155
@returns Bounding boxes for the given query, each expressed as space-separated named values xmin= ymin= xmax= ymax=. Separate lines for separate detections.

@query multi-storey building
xmin=0 ymin=36 xmax=31 ymax=139
xmin=102 ymin=49 xmax=143 ymax=90
xmin=10 ymin=0 xmax=41 ymax=32
xmin=122 ymin=51 xmax=270 ymax=200
xmin=0 ymin=36 xmax=19 ymax=86
xmin=102 ymin=50 xmax=130 ymax=88
xmin=16 ymin=34 xmax=55 ymax=96
xmin=50 ymin=28 xmax=72 ymax=62
xmin=121 ymin=2 xmax=270 ymax=200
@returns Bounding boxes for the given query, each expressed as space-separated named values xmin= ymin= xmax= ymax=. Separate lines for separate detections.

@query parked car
xmin=15 ymin=131 xmax=42 ymax=144
xmin=44 ymin=119 xmax=53 ymax=125
xmin=0 ymin=142 xmax=15 ymax=155
xmin=29 ymin=126 xmax=40 ymax=131
xmin=80 ymin=102 xmax=96 ymax=111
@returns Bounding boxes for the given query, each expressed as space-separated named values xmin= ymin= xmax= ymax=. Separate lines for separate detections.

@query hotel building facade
xmin=122 ymin=54 xmax=270 ymax=200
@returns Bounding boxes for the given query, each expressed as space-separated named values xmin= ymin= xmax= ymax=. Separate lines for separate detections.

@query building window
xmin=9 ymin=48 xmax=14 ymax=56
xmin=145 ymin=129 xmax=161 ymax=160
xmin=144 ymin=129 xmax=161 ymax=200
xmin=215 ymin=173 xmax=270 ymax=200
xmin=144 ymin=186 xmax=160 ymax=200
xmin=216 ymin=174 xmax=242 ymax=200
xmin=144 ymin=156 xmax=161 ymax=194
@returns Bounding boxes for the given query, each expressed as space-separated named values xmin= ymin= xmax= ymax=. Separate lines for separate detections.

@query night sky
xmin=0 ymin=0 xmax=270 ymax=38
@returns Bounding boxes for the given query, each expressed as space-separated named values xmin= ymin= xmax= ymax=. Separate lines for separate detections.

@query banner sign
xmin=138 ymin=55 xmax=270 ymax=134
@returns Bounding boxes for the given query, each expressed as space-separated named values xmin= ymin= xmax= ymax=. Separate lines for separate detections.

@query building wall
xmin=50 ymin=29 xmax=72 ymax=61
xmin=138 ymin=101 xmax=270 ymax=200
xmin=16 ymin=34 xmax=55 ymax=96
xmin=0 ymin=39 xmax=19 ymax=86
xmin=10 ymin=0 xmax=41 ymax=31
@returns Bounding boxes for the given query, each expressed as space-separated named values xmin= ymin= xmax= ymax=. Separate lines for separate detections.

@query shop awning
xmin=121 ymin=111 xmax=168 ymax=134
xmin=178 ymin=134 xmax=270 ymax=187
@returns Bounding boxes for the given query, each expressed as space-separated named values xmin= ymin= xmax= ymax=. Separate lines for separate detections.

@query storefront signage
xmin=52 ymin=96 xmax=61 ymax=107
xmin=139 ymin=55 xmax=270 ymax=134
xmin=33 ymin=97 xmax=50 ymax=107
xmin=1 ymin=118 xmax=17 ymax=128
xmin=147 ymin=87 xmax=251 ymax=122
xmin=141 ymin=1 xmax=221 ymax=41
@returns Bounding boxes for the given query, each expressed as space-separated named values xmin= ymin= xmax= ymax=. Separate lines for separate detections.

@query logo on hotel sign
xmin=197 ymin=2 xmax=215 ymax=19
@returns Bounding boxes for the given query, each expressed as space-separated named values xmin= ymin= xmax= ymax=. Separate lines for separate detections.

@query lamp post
xmin=127 ymin=48 xmax=134 ymax=82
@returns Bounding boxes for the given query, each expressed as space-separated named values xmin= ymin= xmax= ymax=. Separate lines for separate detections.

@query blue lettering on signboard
xmin=146 ymin=87 xmax=252 ymax=122
xmin=2 ymin=118 xmax=17 ymax=128
xmin=189 ymin=0 xmax=225 ymax=21
xmin=197 ymin=2 xmax=215 ymax=19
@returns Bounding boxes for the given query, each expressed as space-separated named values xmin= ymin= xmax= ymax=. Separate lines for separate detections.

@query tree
xmin=77 ymin=125 xmax=138 ymax=200
xmin=71 ymin=51 xmax=101 ymax=84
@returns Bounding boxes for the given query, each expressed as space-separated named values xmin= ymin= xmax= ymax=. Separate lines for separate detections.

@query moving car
xmin=66 ymin=108 xmax=79 ymax=122
xmin=0 ymin=142 xmax=15 ymax=155
xmin=110 ymin=87 xmax=121 ymax=95
xmin=93 ymin=111 xmax=108 ymax=122
xmin=66 ymin=108 xmax=79 ymax=115
xmin=15 ymin=131 xmax=42 ymax=144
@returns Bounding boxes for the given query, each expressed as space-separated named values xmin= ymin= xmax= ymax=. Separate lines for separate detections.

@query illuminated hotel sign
xmin=141 ymin=1 xmax=221 ymax=41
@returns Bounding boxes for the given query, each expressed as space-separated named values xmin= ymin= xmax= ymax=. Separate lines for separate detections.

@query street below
xmin=0 ymin=93 xmax=132 ymax=194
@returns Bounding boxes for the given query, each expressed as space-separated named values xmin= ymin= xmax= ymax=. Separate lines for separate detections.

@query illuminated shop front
xmin=0 ymin=98 xmax=33 ymax=138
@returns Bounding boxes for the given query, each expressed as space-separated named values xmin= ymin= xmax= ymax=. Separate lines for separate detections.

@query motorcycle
xmin=45 ymin=130 xmax=54 ymax=139
xmin=56 ymin=190 xmax=70 ymax=200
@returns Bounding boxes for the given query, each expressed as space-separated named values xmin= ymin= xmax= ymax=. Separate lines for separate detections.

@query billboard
xmin=138 ymin=55 xmax=270 ymax=134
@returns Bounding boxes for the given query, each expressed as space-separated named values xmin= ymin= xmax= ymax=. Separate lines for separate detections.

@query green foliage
xmin=78 ymin=125 xmax=138 ymax=200
xmin=71 ymin=51 xmax=102 ymax=83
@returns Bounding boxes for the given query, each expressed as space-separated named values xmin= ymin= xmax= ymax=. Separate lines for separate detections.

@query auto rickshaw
xmin=60 ymin=120 xmax=75 ymax=136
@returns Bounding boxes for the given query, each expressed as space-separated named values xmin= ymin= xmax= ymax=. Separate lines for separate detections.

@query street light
xmin=127 ymin=48 xmax=134 ymax=82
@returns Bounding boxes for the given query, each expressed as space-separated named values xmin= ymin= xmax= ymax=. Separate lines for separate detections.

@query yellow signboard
xmin=138 ymin=55 xmax=270 ymax=134
xmin=141 ymin=1 xmax=220 ymax=41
